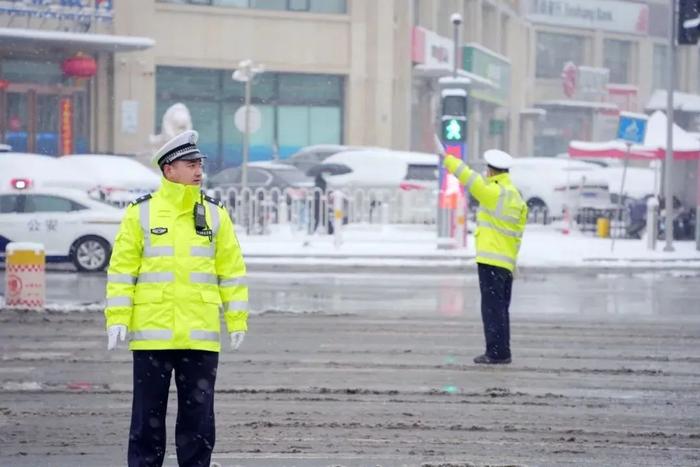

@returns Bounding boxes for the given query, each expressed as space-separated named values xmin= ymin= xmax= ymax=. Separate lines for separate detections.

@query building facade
xmin=0 ymin=0 xmax=152 ymax=157
xmin=3 ymin=0 xmax=699 ymax=180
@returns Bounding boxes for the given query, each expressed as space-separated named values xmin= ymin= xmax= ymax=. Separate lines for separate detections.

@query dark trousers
xmin=128 ymin=350 xmax=218 ymax=467
xmin=477 ymin=263 xmax=513 ymax=360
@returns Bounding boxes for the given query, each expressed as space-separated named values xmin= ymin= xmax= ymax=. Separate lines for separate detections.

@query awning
xmin=536 ymin=100 xmax=619 ymax=111
xmin=0 ymin=27 xmax=155 ymax=53
xmin=413 ymin=64 xmax=497 ymax=89
xmin=568 ymin=111 xmax=700 ymax=160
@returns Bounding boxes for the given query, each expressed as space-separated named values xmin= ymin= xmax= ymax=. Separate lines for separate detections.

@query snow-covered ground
xmin=237 ymin=222 xmax=700 ymax=269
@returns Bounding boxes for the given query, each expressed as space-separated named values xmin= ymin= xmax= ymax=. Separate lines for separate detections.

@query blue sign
xmin=616 ymin=113 xmax=648 ymax=145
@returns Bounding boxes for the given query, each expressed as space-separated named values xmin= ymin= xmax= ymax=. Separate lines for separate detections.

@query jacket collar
xmin=487 ymin=172 xmax=511 ymax=185
xmin=158 ymin=177 xmax=201 ymax=210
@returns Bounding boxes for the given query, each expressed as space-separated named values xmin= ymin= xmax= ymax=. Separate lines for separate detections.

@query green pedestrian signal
xmin=442 ymin=118 xmax=465 ymax=142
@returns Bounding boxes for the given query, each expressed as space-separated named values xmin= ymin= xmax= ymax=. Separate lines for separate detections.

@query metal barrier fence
xmin=207 ymin=186 xmax=439 ymax=235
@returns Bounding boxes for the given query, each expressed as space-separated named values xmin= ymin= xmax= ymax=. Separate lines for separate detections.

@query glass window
xmin=279 ymin=74 xmax=342 ymax=104
xmin=156 ymin=67 xmax=219 ymax=99
xmin=23 ymin=195 xmax=75 ymax=213
xmin=1 ymin=59 xmax=64 ymax=85
xmin=309 ymin=107 xmax=341 ymax=144
xmin=0 ymin=195 xmax=19 ymax=213
xmin=157 ymin=66 xmax=344 ymax=168
xmin=223 ymin=73 xmax=276 ymax=103
xmin=653 ymin=44 xmax=668 ymax=90
xmin=604 ymin=39 xmax=632 ymax=84
xmin=406 ymin=164 xmax=438 ymax=181
xmin=278 ymin=106 xmax=309 ymax=152
xmin=289 ymin=0 xmax=309 ymax=11
xmin=251 ymin=0 xmax=285 ymax=10
xmin=185 ymin=100 xmax=220 ymax=163
xmin=536 ymin=32 xmax=585 ymax=79
xmin=248 ymin=168 xmax=272 ymax=185
xmin=213 ymin=0 xmax=248 ymax=6
xmin=309 ymin=0 xmax=345 ymax=14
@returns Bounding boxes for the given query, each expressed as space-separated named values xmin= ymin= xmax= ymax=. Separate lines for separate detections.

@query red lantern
xmin=61 ymin=54 xmax=97 ymax=79
xmin=0 ymin=79 xmax=9 ymax=90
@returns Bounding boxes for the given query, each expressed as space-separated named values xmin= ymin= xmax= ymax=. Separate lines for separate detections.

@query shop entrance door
xmin=1 ymin=83 xmax=88 ymax=155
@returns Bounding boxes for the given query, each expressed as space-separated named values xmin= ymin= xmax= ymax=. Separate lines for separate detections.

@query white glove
xmin=107 ymin=325 xmax=127 ymax=351
xmin=230 ymin=332 xmax=245 ymax=351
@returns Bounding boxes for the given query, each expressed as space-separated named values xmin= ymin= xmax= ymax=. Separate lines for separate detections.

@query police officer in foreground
xmin=104 ymin=130 xmax=248 ymax=466
xmin=440 ymin=149 xmax=527 ymax=364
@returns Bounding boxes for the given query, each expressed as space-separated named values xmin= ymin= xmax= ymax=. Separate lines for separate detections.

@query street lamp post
xmin=232 ymin=59 xmax=264 ymax=191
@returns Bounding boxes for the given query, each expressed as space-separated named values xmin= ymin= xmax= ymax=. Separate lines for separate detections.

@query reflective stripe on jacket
xmin=444 ymin=155 xmax=527 ymax=272
xmin=104 ymin=177 xmax=248 ymax=352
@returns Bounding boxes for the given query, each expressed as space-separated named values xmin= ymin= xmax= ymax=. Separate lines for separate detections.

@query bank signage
xmin=411 ymin=26 xmax=454 ymax=72
xmin=522 ymin=0 xmax=649 ymax=35
xmin=462 ymin=44 xmax=510 ymax=106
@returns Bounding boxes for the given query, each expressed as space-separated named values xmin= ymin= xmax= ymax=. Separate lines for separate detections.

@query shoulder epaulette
xmin=202 ymin=193 xmax=224 ymax=208
xmin=129 ymin=193 xmax=152 ymax=206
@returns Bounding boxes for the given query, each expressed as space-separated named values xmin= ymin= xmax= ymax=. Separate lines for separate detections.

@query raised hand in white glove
xmin=229 ymin=332 xmax=245 ymax=351
xmin=107 ymin=325 xmax=127 ymax=351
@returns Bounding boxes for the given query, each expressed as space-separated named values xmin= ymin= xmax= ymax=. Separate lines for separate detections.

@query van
xmin=321 ymin=149 xmax=439 ymax=223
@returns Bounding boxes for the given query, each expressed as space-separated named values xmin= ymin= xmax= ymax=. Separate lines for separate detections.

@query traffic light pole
xmin=437 ymin=13 xmax=464 ymax=250
xmin=663 ymin=2 xmax=676 ymax=251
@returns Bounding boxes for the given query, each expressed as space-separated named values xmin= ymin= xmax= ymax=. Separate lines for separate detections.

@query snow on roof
xmin=0 ymin=27 xmax=154 ymax=52
xmin=0 ymin=153 xmax=160 ymax=192
xmin=646 ymin=90 xmax=700 ymax=112
xmin=0 ymin=154 xmax=79 ymax=190
xmin=58 ymin=154 xmax=160 ymax=190
xmin=537 ymin=100 xmax=619 ymax=110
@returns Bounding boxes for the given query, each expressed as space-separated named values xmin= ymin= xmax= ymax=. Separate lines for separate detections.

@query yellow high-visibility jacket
xmin=104 ymin=177 xmax=248 ymax=352
xmin=444 ymin=155 xmax=527 ymax=272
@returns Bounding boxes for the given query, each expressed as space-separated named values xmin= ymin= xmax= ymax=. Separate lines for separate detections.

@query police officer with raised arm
xmin=440 ymin=149 xmax=527 ymax=364
xmin=104 ymin=130 xmax=249 ymax=466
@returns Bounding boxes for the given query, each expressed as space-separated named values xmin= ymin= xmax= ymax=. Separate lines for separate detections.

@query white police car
xmin=0 ymin=183 xmax=124 ymax=272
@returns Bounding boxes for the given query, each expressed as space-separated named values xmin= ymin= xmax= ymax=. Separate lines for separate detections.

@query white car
xmin=0 ymin=187 xmax=123 ymax=272
xmin=508 ymin=157 xmax=612 ymax=217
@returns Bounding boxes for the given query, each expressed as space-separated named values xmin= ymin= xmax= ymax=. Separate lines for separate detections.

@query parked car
xmin=283 ymin=144 xmax=359 ymax=173
xmin=207 ymin=161 xmax=313 ymax=191
xmin=0 ymin=187 xmax=123 ymax=272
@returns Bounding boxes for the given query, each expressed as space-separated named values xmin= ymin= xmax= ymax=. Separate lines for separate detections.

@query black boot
xmin=473 ymin=354 xmax=511 ymax=365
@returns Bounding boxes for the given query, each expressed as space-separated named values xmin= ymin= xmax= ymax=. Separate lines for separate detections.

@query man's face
xmin=163 ymin=159 xmax=203 ymax=186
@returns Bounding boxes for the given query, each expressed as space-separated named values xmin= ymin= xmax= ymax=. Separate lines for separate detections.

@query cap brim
xmin=177 ymin=152 xmax=207 ymax=161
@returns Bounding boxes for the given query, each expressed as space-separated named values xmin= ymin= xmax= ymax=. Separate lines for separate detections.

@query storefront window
xmin=159 ymin=0 xmax=346 ymax=13
xmin=213 ymin=0 xmax=249 ymax=6
xmin=156 ymin=66 xmax=344 ymax=170
xmin=1 ymin=59 xmax=64 ymax=85
xmin=279 ymin=74 xmax=342 ymax=104
xmin=604 ymin=39 xmax=632 ymax=84
xmin=251 ymin=0 xmax=286 ymax=10
xmin=309 ymin=0 xmax=345 ymax=13
xmin=536 ymin=32 xmax=585 ymax=79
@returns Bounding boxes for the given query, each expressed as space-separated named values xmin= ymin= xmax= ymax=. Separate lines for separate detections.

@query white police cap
xmin=483 ymin=149 xmax=513 ymax=170
xmin=152 ymin=130 xmax=207 ymax=169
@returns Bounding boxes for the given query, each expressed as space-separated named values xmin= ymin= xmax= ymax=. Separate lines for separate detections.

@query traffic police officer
xmin=440 ymin=149 xmax=527 ymax=364
xmin=104 ymin=130 xmax=248 ymax=466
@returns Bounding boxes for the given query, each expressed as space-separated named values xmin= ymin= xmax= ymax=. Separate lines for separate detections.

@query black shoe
xmin=473 ymin=354 xmax=511 ymax=365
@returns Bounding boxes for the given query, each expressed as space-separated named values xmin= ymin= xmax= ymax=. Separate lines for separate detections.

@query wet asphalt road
xmin=1 ymin=268 xmax=700 ymax=466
